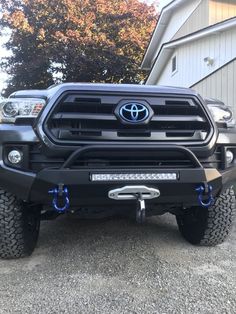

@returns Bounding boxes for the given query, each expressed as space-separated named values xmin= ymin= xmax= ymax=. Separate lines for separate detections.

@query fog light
xmin=226 ymin=150 xmax=234 ymax=165
xmin=8 ymin=150 xmax=22 ymax=164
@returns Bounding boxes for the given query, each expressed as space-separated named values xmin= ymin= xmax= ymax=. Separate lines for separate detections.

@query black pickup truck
xmin=0 ymin=83 xmax=235 ymax=258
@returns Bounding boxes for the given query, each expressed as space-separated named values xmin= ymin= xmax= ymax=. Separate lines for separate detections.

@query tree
xmin=0 ymin=0 xmax=157 ymax=96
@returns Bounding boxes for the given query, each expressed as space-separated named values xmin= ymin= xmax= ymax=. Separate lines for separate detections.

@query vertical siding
xmin=192 ymin=59 xmax=236 ymax=111
xmin=173 ymin=0 xmax=236 ymax=41
xmin=152 ymin=0 xmax=201 ymax=63
xmin=157 ymin=27 xmax=236 ymax=88
xmin=173 ymin=0 xmax=209 ymax=40
xmin=209 ymin=0 xmax=236 ymax=25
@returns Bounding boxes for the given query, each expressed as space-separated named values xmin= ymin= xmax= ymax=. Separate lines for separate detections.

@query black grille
xmin=44 ymin=93 xmax=212 ymax=144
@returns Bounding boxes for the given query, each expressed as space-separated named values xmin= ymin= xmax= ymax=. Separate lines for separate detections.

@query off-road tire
xmin=176 ymin=187 xmax=236 ymax=246
xmin=0 ymin=189 xmax=40 ymax=259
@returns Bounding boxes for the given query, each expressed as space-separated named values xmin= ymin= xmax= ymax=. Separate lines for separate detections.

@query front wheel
xmin=176 ymin=187 xmax=236 ymax=246
xmin=0 ymin=189 xmax=41 ymax=259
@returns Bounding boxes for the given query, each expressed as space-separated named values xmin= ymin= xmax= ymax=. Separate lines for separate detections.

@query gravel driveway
xmin=0 ymin=214 xmax=235 ymax=314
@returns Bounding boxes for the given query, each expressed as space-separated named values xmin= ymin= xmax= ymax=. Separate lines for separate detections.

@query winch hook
xmin=48 ymin=184 xmax=70 ymax=213
xmin=136 ymin=193 xmax=146 ymax=224
xmin=195 ymin=184 xmax=214 ymax=208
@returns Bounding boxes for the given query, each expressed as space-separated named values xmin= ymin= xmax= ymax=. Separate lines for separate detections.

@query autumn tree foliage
xmin=0 ymin=0 xmax=157 ymax=95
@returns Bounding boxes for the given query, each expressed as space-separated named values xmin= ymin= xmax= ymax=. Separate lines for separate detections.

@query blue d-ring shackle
xmin=48 ymin=186 xmax=70 ymax=213
xmin=195 ymin=184 xmax=214 ymax=208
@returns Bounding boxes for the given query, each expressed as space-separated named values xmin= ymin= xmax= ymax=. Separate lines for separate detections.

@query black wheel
xmin=176 ymin=187 xmax=236 ymax=246
xmin=0 ymin=189 xmax=41 ymax=259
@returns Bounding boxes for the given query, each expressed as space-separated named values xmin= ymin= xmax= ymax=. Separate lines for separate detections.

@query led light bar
xmin=91 ymin=173 xmax=178 ymax=182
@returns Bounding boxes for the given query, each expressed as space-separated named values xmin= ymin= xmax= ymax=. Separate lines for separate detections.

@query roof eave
xmin=141 ymin=0 xmax=187 ymax=70
xmin=146 ymin=17 xmax=236 ymax=85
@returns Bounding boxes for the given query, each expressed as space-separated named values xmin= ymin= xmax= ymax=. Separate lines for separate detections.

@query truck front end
xmin=0 ymin=83 xmax=235 ymax=258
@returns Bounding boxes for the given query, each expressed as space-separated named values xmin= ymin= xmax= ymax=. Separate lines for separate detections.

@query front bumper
xmin=0 ymin=143 xmax=234 ymax=208
xmin=32 ymin=167 xmax=223 ymax=207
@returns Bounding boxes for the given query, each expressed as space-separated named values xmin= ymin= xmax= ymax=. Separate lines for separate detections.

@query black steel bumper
xmin=1 ymin=143 xmax=235 ymax=208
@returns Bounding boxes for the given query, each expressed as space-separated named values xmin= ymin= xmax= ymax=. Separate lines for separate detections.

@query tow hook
xmin=108 ymin=185 xmax=160 ymax=224
xmin=48 ymin=183 xmax=70 ymax=213
xmin=135 ymin=193 xmax=146 ymax=224
xmin=195 ymin=183 xmax=214 ymax=208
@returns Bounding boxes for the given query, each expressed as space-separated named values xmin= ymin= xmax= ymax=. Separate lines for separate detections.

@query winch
xmin=108 ymin=185 xmax=161 ymax=223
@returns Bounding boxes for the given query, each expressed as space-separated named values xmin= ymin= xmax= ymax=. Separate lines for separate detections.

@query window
xmin=172 ymin=55 xmax=177 ymax=74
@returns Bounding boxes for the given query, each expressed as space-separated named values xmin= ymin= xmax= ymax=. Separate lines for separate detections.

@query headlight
xmin=0 ymin=98 xmax=46 ymax=123
xmin=207 ymin=104 xmax=235 ymax=127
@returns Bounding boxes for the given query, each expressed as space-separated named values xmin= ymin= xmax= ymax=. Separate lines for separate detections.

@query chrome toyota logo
xmin=119 ymin=103 xmax=150 ymax=123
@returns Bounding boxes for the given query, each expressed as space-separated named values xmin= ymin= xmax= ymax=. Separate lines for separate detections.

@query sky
xmin=158 ymin=0 xmax=172 ymax=9
xmin=0 ymin=0 xmax=172 ymax=94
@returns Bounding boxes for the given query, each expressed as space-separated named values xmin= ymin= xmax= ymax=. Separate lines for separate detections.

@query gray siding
xmin=173 ymin=0 xmax=209 ymax=40
xmin=209 ymin=0 xmax=236 ymax=24
xmin=155 ymin=26 xmax=236 ymax=88
xmin=173 ymin=0 xmax=236 ymax=40
xmin=192 ymin=59 xmax=236 ymax=111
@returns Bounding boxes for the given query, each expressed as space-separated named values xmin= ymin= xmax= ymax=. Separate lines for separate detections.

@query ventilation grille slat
xmin=45 ymin=94 xmax=212 ymax=144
